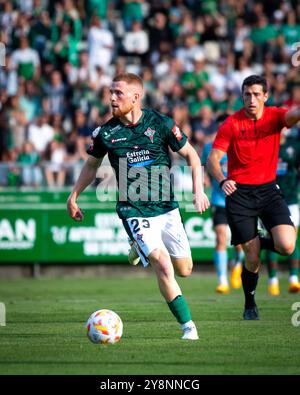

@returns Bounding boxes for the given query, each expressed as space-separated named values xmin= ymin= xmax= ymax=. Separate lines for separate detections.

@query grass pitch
xmin=0 ymin=270 xmax=300 ymax=375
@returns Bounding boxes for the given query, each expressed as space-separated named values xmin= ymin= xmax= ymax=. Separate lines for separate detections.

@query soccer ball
xmin=86 ymin=309 xmax=123 ymax=344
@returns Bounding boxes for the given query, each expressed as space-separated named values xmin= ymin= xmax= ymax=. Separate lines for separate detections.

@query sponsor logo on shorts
xmin=136 ymin=233 xmax=144 ymax=244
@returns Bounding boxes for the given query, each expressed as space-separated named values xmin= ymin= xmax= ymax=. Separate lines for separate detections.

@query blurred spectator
xmin=175 ymin=33 xmax=204 ymax=72
xmin=19 ymin=80 xmax=42 ymax=122
xmin=17 ymin=141 xmax=42 ymax=187
xmin=141 ymin=66 xmax=156 ymax=106
xmin=10 ymin=36 xmax=41 ymax=81
xmin=230 ymin=57 xmax=255 ymax=93
xmin=90 ymin=66 xmax=112 ymax=93
xmin=75 ymin=108 xmax=91 ymax=138
xmin=284 ymin=84 xmax=300 ymax=109
xmin=86 ymin=0 xmax=109 ymax=22
xmin=73 ymin=109 xmax=91 ymax=162
xmin=155 ymin=57 xmax=183 ymax=95
xmin=90 ymin=85 xmax=112 ymax=125
xmin=68 ymin=51 xmax=90 ymax=87
xmin=233 ymin=17 xmax=251 ymax=57
xmin=44 ymin=134 xmax=67 ymax=187
xmin=250 ymin=14 xmax=279 ymax=63
xmin=16 ymin=0 xmax=35 ymax=15
xmin=10 ymin=12 xmax=31 ymax=48
xmin=6 ymin=95 xmax=28 ymax=151
xmin=27 ymin=113 xmax=55 ymax=155
xmin=180 ymin=51 xmax=209 ymax=98
xmin=3 ymin=147 xmax=20 ymax=187
xmin=189 ymin=87 xmax=213 ymax=118
xmin=192 ymin=105 xmax=217 ymax=150
xmin=29 ymin=10 xmax=51 ymax=61
xmin=65 ymin=51 xmax=94 ymax=113
xmin=269 ymin=74 xmax=289 ymax=106
xmin=122 ymin=20 xmax=149 ymax=57
xmin=50 ymin=1 xmax=82 ymax=69
xmin=43 ymin=70 xmax=67 ymax=115
xmin=209 ymin=58 xmax=231 ymax=102
xmin=280 ymin=10 xmax=300 ymax=56
xmin=148 ymin=12 xmax=172 ymax=64
xmin=52 ymin=22 xmax=79 ymax=68
xmin=87 ymin=15 xmax=114 ymax=72
xmin=122 ymin=0 xmax=144 ymax=31
xmin=0 ymin=2 xmax=18 ymax=46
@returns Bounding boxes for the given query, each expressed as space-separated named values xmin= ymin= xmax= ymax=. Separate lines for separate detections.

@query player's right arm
xmin=206 ymin=117 xmax=237 ymax=195
xmin=67 ymin=155 xmax=104 ymax=221
xmin=207 ymin=149 xmax=237 ymax=195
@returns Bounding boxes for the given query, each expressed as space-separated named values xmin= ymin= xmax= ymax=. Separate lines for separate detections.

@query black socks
xmin=241 ymin=266 xmax=259 ymax=309
xmin=259 ymin=235 xmax=278 ymax=253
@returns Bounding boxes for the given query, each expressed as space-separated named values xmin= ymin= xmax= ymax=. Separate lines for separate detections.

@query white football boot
xmin=181 ymin=321 xmax=199 ymax=340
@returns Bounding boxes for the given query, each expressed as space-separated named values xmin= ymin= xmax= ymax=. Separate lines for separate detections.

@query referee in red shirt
xmin=207 ymin=75 xmax=299 ymax=320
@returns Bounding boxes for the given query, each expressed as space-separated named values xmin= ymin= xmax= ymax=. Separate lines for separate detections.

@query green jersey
xmin=276 ymin=139 xmax=300 ymax=205
xmin=87 ymin=108 xmax=188 ymax=219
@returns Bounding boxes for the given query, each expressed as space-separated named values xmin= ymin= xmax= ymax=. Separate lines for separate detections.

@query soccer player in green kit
xmin=266 ymin=130 xmax=300 ymax=295
xmin=67 ymin=73 xmax=210 ymax=340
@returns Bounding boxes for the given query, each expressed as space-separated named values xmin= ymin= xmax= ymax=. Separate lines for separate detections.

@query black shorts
xmin=225 ymin=181 xmax=293 ymax=246
xmin=211 ymin=206 xmax=228 ymax=227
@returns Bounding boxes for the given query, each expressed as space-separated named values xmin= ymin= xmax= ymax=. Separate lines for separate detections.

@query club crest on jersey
xmin=144 ymin=127 xmax=156 ymax=143
xmin=172 ymin=125 xmax=183 ymax=141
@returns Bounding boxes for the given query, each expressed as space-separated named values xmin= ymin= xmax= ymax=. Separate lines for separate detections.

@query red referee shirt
xmin=212 ymin=106 xmax=288 ymax=184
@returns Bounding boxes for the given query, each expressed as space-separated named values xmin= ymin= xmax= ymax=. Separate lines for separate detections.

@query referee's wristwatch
xmin=219 ymin=179 xmax=227 ymax=189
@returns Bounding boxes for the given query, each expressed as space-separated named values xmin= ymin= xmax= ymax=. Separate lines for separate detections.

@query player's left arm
xmin=178 ymin=141 xmax=210 ymax=214
xmin=285 ymin=106 xmax=300 ymax=128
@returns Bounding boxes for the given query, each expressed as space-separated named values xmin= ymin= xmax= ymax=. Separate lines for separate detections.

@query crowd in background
xmin=0 ymin=0 xmax=300 ymax=188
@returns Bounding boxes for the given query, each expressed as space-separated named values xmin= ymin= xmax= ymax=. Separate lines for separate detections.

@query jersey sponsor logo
xmin=92 ymin=126 xmax=101 ymax=138
xmin=172 ymin=125 xmax=183 ymax=141
xmin=126 ymin=149 xmax=154 ymax=167
xmin=144 ymin=127 xmax=156 ymax=143
xmin=129 ymin=159 xmax=154 ymax=167
xmin=111 ymin=137 xmax=127 ymax=143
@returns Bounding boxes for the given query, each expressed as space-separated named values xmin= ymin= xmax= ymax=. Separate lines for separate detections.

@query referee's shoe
xmin=243 ymin=305 xmax=260 ymax=320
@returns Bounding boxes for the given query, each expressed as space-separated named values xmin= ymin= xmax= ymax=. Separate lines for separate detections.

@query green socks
xmin=167 ymin=295 xmax=192 ymax=324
